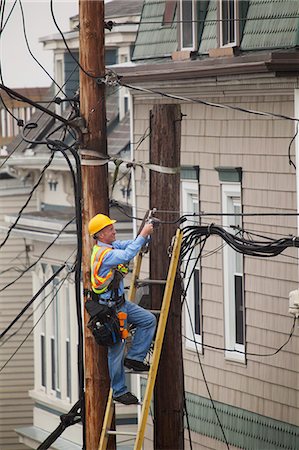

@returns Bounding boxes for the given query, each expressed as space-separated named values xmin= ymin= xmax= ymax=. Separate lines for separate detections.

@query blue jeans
xmin=108 ymin=300 xmax=156 ymax=398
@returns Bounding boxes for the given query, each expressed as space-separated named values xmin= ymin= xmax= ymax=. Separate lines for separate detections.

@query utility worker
xmin=88 ymin=213 xmax=157 ymax=405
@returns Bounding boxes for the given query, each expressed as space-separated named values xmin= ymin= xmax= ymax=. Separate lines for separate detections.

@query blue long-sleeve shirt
xmin=96 ymin=235 xmax=147 ymax=299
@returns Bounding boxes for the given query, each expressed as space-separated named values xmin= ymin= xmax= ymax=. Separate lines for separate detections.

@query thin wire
xmin=0 ymin=272 xmax=71 ymax=373
xmin=49 ymin=0 xmax=100 ymax=81
xmin=288 ymin=121 xmax=298 ymax=170
xmin=0 ymin=62 xmax=79 ymax=170
xmin=183 ymin=316 xmax=297 ymax=358
xmin=0 ymin=216 xmax=75 ymax=293
xmin=1 ymin=248 xmax=77 ymax=346
xmin=18 ymin=0 xmax=68 ymax=97
xmin=183 ymin=274 xmax=230 ymax=449
xmin=0 ymin=0 xmax=17 ymax=34
xmin=120 ymin=81 xmax=299 ymax=124
xmin=112 ymin=15 xmax=299 ymax=27
xmin=0 ymin=152 xmax=55 ymax=250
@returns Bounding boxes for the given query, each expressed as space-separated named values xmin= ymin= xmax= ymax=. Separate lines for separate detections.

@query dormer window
xmin=220 ymin=0 xmax=238 ymax=47
xmin=180 ymin=0 xmax=197 ymax=50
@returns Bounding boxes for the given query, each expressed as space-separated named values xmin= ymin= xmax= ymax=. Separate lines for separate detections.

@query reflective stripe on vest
xmin=91 ymin=245 xmax=114 ymax=294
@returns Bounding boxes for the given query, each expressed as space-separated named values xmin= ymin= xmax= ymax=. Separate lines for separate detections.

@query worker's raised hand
xmin=140 ymin=222 xmax=154 ymax=237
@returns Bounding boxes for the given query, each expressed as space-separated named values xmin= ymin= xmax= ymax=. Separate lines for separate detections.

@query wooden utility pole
xmin=80 ymin=1 xmax=114 ymax=449
xmin=149 ymin=104 xmax=184 ymax=449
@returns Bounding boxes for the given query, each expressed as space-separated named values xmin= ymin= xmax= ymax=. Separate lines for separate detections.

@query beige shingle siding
xmin=0 ymin=190 xmax=34 ymax=449
xmin=133 ymin=91 xmax=298 ymax=435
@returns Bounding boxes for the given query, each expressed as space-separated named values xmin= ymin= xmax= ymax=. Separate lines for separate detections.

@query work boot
xmin=113 ymin=392 xmax=139 ymax=405
xmin=124 ymin=358 xmax=150 ymax=372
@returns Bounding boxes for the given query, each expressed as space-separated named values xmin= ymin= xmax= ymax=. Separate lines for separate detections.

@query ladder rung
xmin=148 ymin=309 xmax=161 ymax=315
xmin=113 ymin=399 xmax=143 ymax=405
xmin=136 ymin=278 xmax=166 ymax=286
xmin=125 ymin=368 xmax=149 ymax=375
xmin=107 ymin=430 xmax=137 ymax=436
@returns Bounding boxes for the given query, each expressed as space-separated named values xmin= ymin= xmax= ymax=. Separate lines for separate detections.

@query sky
xmin=0 ymin=0 xmax=78 ymax=88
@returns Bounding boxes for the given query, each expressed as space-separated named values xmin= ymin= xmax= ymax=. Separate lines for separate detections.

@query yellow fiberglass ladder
xmin=98 ymin=228 xmax=183 ymax=450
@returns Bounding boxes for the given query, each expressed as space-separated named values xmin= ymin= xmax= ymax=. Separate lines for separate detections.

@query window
xmin=219 ymin=0 xmax=238 ymax=47
xmin=32 ymin=263 xmax=78 ymax=404
xmin=180 ymin=0 xmax=197 ymax=50
xmin=181 ymin=179 xmax=202 ymax=352
xmin=222 ymin=183 xmax=245 ymax=362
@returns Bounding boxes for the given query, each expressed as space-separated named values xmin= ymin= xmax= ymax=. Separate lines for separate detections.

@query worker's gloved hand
xmin=140 ymin=222 xmax=154 ymax=237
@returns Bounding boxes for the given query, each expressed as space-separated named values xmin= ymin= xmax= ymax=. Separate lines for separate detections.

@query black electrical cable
xmin=0 ymin=83 xmax=73 ymax=126
xmin=0 ymin=264 xmax=75 ymax=346
xmin=0 ymin=270 xmax=71 ymax=374
xmin=0 ymin=152 xmax=54 ymax=250
xmin=37 ymin=399 xmax=82 ymax=450
xmin=0 ymin=92 xmax=23 ymax=125
xmin=49 ymin=0 xmax=100 ymax=82
xmin=183 ymin=315 xmax=297 ymax=357
xmin=0 ymin=216 xmax=75 ymax=293
xmin=0 ymin=264 xmax=65 ymax=340
xmin=0 ymin=0 xmax=17 ymax=35
xmin=18 ymin=0 xmax=69 ymax=98
xmin=45 ymin=138 xmax=86 ymax=450
xmin=288 ymin=121 xmax=298 ymax=170
xmin=181 ymin=224 xmax=299 ymax=259
xmin=120 ymin=81 xmax=299 ymax=123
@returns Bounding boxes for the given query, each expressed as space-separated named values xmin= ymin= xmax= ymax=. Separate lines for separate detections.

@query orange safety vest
xmin=90 ymin=244 xmax=128 ymax=295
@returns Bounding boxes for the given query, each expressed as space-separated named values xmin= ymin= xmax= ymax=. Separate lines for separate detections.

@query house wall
xmin=131 ymin=85 xmax=299 ymax=448
xmin=0 ymin=179 xmax=35 ymax=449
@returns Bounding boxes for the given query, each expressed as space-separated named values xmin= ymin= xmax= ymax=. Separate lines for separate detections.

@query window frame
xmin=179 ymin=0 xmax=197 ymax=51
xmin=181 ymin=180 xmax=202 ymax=353
xmin=219 ymin=0 xmax=238 ymax=48
xmin=32 ymin=263 xmax=78 ymax=406
xmin=221 ymin=182 xmax=245 ymax=363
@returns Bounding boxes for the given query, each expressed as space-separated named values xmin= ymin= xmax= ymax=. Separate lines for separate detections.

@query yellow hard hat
xmin=88 ymin=213 xmax=116 ymax=236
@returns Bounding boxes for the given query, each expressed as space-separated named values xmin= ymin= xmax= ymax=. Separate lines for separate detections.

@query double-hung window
xmin=180 ymin=0 xmax=197 ymax=50
xmin=32 ymin=263 xmax=78 ymax=404
xmin=181 ymin=175 xmax=202 ymax=352
xmin=219 ymin=0 xmax=238 ymax=47
xmin=222 ymin=183 xmax=245 ymax=362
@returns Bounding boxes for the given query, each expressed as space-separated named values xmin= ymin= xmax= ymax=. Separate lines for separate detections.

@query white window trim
xmin=180 ymin=0 xmax=197 ymax=51
xmin=222 ymin=183 xmax=245 ymax=363
xmin=33 ymin=263 xmax=78 ymax=405
xmin=181 ymin=180 xmax=202 ymax=353
xmin=219 ymin=0 xmax=238 ymax=48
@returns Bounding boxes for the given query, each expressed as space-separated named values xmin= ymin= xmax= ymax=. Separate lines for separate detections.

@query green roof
xmin=132 ymin=0 xmax=177 ymax=60
xmin=133 ymin=0 xmax=299 ymax=61
xmin=241 ymin=0 xmax=299 ymax=50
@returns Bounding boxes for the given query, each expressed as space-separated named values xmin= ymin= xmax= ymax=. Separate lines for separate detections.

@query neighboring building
xmin=0 ymin=1 xmax=143 ymax=449
xmin=0 ymin=87 xmax=50 ymax=153
xmin=116 ymin=1 xmax=299 ymax=449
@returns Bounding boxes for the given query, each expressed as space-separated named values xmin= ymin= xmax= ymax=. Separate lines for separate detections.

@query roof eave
xmin=117 ymin=51 xmax=299 ymax=84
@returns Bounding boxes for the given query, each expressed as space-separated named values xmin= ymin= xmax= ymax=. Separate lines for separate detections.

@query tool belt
xmin=85 ymin=296 xmax=121 ymax=347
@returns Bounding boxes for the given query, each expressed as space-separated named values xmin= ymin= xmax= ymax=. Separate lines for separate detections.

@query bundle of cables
xmin=181 ymin=224 xmax=299 ymax=260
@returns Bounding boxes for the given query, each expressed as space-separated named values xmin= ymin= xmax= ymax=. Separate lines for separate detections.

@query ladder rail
xmin=98 ymin=228 xmax=183 ymax=450
xmin=128 ymin=250 xmax=143 ymax=302
xmin=98 ymin=388 xmax=114 ymax=450
xmin=134 ymin=228 xmax=183 ymax=450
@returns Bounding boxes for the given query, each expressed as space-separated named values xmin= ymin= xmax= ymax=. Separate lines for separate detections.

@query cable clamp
xmin=103 ymin=70 xmax=121 ymax=87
